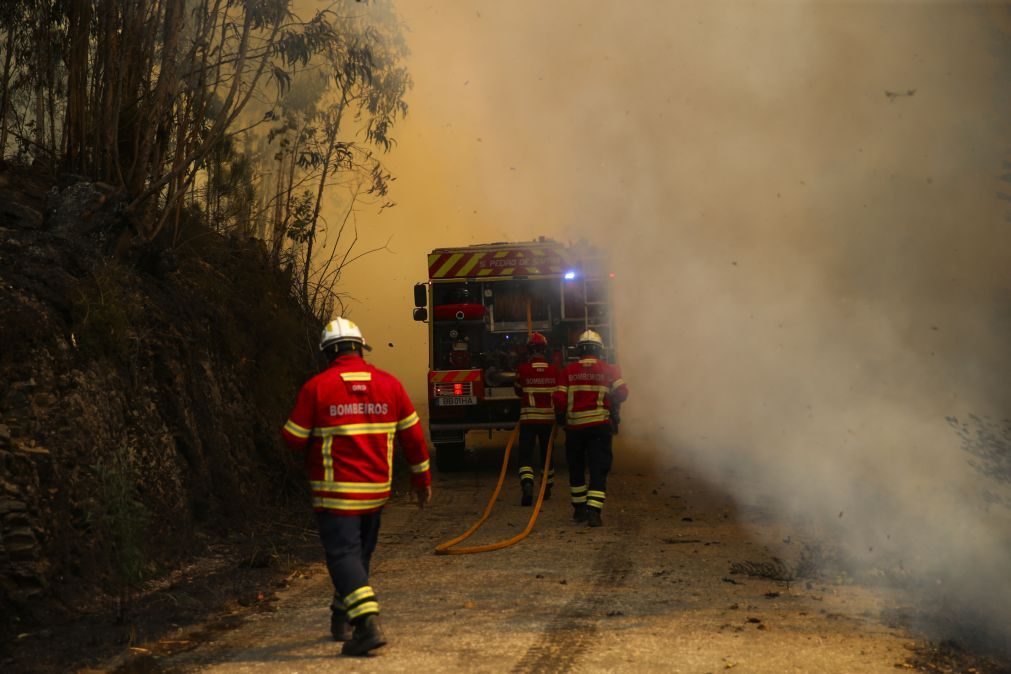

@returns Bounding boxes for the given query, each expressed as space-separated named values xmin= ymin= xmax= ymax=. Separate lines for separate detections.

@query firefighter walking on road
xmin=281 ymin=318 xmax=432 ymax=656
xmin=513 ymin=332 xmax=559 ymax=505
xmin=554 ymin=330 xmax=628 ymax=527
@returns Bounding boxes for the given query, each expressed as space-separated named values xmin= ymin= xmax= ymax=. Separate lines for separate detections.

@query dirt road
xmin=111 ymin=440 xmax=942 ymax=673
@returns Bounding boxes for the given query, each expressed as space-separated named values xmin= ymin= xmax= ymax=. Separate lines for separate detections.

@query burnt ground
xmin=10 ymin=436 xmax=1004 ymax=674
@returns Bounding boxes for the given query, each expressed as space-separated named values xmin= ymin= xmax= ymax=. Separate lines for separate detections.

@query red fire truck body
xmin=412 ymin=239 xmax=616 ymax=471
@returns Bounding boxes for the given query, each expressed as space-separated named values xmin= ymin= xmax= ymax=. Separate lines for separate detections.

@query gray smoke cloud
xmin=332 ymin=0 xmax=1010 ymax=653
xmin=435 ymin=0 xmax=1011 ymax=653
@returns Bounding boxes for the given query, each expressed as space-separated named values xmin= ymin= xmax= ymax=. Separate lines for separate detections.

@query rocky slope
xmin=0 ymin=167 xmax=320 ymax=636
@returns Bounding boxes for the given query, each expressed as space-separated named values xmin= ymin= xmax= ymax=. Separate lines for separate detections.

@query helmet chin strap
xmin=337 ymin=341 xmax=368 ymax=354
xmin=325 ymin=341 xmax=369 ymax=360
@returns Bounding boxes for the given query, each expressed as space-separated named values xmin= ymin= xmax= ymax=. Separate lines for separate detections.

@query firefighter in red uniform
xmin=513 ymin=332 xmax=559 ymax=505
xmin=553 ymin=330 xmax=628 ymax=527
xmin=281 ymin=318 xmax=432 ymax=656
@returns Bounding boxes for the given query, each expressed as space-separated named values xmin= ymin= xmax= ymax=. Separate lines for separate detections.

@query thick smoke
xmin=364 ymin=0 xmax=1011 ymax=653
xmin=330 ymin=0 xmax=1010 ymax=653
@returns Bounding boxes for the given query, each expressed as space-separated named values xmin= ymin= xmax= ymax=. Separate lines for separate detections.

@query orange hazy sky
xmin=335 ymin=1 xmax=1010 ymax=408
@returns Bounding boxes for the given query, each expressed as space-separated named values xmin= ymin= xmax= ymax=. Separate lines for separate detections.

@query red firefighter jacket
xmin=513 ymin=356 xmax=560 ymax=424
xmin=281 ymin=354 xmax=431 ymax=515
xmin=553 ymin=357 xmax=628 ymax=430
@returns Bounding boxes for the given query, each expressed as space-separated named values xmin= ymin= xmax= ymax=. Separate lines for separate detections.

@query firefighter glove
xmin=414 ymin=484 xmax=432 ymax=509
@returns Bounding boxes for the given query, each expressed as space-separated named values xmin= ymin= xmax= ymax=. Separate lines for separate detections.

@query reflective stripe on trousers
xmin=316 ymin=509 xmax=382 ymax=621
xmin=565 ymin=425 xmax=613 ymax=511
xmin=517 ymin=423 xmax=554 ymax=484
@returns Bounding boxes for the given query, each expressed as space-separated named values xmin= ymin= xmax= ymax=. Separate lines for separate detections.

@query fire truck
xmin=412 ymin=238 xmax=616 ymax=471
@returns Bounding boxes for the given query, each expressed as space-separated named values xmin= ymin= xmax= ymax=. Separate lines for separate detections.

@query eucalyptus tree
xmin=0 ymin=0 xmax=411 ymax=299
xmin=262 ymin=0 xmax=411 ymax=316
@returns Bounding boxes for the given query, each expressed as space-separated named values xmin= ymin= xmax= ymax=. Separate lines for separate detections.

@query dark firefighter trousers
xmin=517 ymin=423 xmax=555 ymax=486
xmin=316 ymin=509 xmax=382 ymax=624
xmin=565 ymin=425 xmax=613 ymax=512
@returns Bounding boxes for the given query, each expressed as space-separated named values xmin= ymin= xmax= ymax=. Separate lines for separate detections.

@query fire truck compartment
xmin=417 ymin=240 xmax=616 ymax=471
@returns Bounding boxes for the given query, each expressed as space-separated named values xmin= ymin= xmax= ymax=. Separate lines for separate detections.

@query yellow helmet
xmin=577 ymin=330 xmax=603 ymax=348
xmin=319 ymin=317 xmax=369 ymax=352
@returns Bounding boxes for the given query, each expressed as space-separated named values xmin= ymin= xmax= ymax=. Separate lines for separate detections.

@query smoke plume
xmin=343 ymin=0 xmax=1011 ymax=653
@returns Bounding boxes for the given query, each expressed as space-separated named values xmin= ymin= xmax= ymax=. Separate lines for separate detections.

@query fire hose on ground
xmin=434 ymin=423 xmax=556 ymax=555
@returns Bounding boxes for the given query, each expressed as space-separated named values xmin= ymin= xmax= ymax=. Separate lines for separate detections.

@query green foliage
xmin=244 ymin=0 xmax=290 ymax=30
xmin=262 ymin=0 xmax=411 ymax=317
xmin=285 ymin=190 xmax=316 ymax=244
xmin=89 ymin=442 xmax=151 ymax=602
xmin=2 ymin=0 xmax=412 ymax=349
xmin=204 ymin=135 xmax=258 ymax=234
xmin=71 ymin=264 xmax=142 ymax=362
xmin=0 ymin=0 xmax=294 ymax=238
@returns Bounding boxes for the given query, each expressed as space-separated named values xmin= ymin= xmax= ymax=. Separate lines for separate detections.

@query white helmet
xmin=577 ymin=329 xmax=603 ymax=347
xmin=320 ymin=317 xmax=369 ymax=352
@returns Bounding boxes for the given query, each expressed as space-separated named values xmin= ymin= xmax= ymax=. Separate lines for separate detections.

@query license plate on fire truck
xmin=436 ymin=396 xmax=478 ymax=406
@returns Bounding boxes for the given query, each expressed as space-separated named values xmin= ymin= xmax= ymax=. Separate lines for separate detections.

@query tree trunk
xmin=276 ymin=123 xmax=305 ymax=254
xmin=269 ymin=152 xmax=287 ymax=262
xmin=132 ymin=15 xmax=282 ymax=240
xmin=302 ymin=103 xmax=347 ymax=310
xmin=32 ymin=14 xmax=48 ymax=157
xmin=65 ymin=0 xmax=94 ymax=173
xmin=47 ymin=54 xmax=58 ymax=160
xmin=34 ymin=87 xmax=46 ymax=159
xmin=128 ymin=0 xmax=184 ymax=196
xmin=0 ymin=29 xmax=15 ymax=159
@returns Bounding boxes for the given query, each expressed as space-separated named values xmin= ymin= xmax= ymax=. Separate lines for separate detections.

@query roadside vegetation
xmin=0 ymin=0 xmax=408 ymax=319
xmin=0 ymin=1 xmax=412 ymax=665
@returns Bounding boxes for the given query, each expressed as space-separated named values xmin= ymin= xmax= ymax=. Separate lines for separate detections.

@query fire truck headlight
xmin=564 ymin=270 xmax=577 ymax=280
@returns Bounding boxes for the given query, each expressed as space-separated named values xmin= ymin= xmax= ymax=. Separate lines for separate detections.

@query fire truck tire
xmin=434 ymin=441 xmax=466 ymax=472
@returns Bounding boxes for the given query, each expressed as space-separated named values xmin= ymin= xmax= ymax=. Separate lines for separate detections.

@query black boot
xmin=544 ymin=484 xmax=552 ymax=500
xmin=587 ymin=507 xmax=603 ymax=528
xmin=521 ymin=481 xmax=533 ymax=506
xmin=330 ymin=592 xmax=352 ymax=641
xmin=341 ymin=614 xmax=387 ymax=656
xmin=572 ymin=503 xmax=588 ymax=522
xmin=331 ymin=610 xmax=352 ymax=641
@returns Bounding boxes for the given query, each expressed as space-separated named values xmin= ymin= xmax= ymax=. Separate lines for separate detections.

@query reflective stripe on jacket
xmin=281 ymin=354 xmax=431 ymax=514
xmin=514 ymin=357 xmax=560 ymax=424
xmin=553 ymin=357 xmax=628 ymax=430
